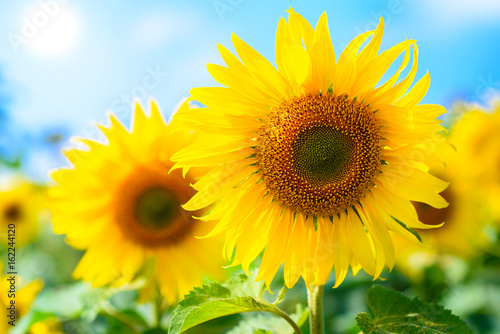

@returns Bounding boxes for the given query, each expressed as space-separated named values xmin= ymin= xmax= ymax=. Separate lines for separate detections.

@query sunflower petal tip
xmin=150 ymin=99 xmax=159 ymax=111
xmin=168 ymin=163 xmax=180 ymax=174
xmin=241 ymin=266 xmax=252 ymax=276
xmin=134 ymin=101 xmax=143 ymax=113
xmin=194 ymin=233 xmax=207 ymax=240
xmin=181 ymin=202 xmax=196 ymax=212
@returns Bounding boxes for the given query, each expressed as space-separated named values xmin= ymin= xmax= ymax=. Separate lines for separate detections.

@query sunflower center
xmin=115 ymin=168 xmax=198 ymax=248
xmin=4 ymin=204 xmax=22 ymax=222
xmin=291 ymin=125 xmax=354 ymax=185
xmin=136 ymin=188 xmax=180 ymax=230
xmin=258 ymin=93 xmax=382 ymax=216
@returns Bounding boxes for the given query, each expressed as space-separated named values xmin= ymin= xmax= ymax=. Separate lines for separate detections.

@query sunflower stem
xmin=154 ymin=292 xmax=164 ymax=328
xmin=268 ymin=308 xmax=304 ymax=334
xmin=308 ymin=284 xmax=324 ymax=334
xmin=101 ymin=302 xmax=140 ymax=333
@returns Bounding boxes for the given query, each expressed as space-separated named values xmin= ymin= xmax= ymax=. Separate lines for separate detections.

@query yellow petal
xmin=378 ymin=164 xmax=449 ymax=208
xmin=275 ymin=17 xmax=310 ymax=95
xmin=287 ymin=7 xmax=315 ymax=49
xmin=304 ymin=12 xmax=336 ymax=92
xmin=207 ymin=63 xmax=271 ymax=104
xmin=332 ymin=213 xmax=351 ymax=288
xmin=190 ymin=87 xmax=265 ymax=115
xmin=352 ymin=40 xmax=414 ymax=96
xmin=356 ymin=17 xmax=384 ymax=69
xmin=257 ymin=208 xmax=293 ymax=287
xmin=232 ymin=33 xmax=291 ymax=100
xmin=333 ymin=30 xmax=373 ymax=95
xmin=346 ymin=207 xmax=376 ymax=276
xmin=395 ymin=71 xmax=431 ymax=108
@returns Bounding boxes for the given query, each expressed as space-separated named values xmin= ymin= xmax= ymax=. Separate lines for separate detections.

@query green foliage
xmin=356 ymin=285 xmax=473 ymax=334
xmin=144 ymin=328 xmax=169 ymax=334
xmin=169 ymin=273 xmax=296 ymax=334
xmin=120 ymin=309 xmax=149 ymax=328
xmin=416 ymin=265 xmax=448 ymax=303
xmin=26 ymin=311 xmax=58 ymax=328
xmin=228 ymin=304 xmax=308 ymax=334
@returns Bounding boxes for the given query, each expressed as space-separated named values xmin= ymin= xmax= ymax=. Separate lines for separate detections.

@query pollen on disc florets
xmin=257 ymin=93 xmax=383 ymax=216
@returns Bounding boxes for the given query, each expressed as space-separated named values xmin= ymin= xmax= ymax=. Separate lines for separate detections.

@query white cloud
xmin=423 ymin=0 xmax=500 ymax=26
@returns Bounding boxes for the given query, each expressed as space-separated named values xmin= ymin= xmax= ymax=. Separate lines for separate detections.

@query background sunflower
xmin=0 ymin=177 xmax=47 ymax=248
xmin=0 ymin=260 xmax=43 ymax=333
xmin=392 ymin=101 xmax=500 ymax=276
xmin=49 ymin=101 xmax=225 ymax=307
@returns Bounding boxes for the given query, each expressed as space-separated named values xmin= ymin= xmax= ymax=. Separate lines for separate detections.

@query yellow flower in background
xmin=171 ymin=8 xmax=448 ymax=289
xmin=391 ymin=171 xmax=489 ymax=278
xmin=393 ymin=101 xmax=500 ymax=276
xmin=0 ymin=177 xmax=47 ymax=248
xmin=28 ymin=317 xmax=65 ymax=334
xmin=1 ymin=261 xmax=43 ymax=333
xmin=448 ymin=100 xmax=500 ymax=220
xmin=49 ymin=101 xmax=224 ymax=304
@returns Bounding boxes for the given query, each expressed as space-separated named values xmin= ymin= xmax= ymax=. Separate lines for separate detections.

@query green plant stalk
xmin=308 ymin=285 xmax=325 ymax=334
xmin=268 ymin=308 xmax=304 ymax=334
xmin=101 ymin=302 xmax=140 ymax=333
xmin=155 ymin=292 xmax=165 ymax=328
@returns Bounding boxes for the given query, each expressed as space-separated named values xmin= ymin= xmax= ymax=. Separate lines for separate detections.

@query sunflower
xmin=171 ymin=9 xmax=448 ymax=289
xmin=49 ymin=101 xmax=224 ymax=304
xmin=28 ymin=317 xmax=65 ymax=334
xmin=0 ymin=261 xmax=43 ymax=333
xmin=393 ymin=101 xmax=500 ymax=275
xmin=447 ymin=100 xmax=500 ymax=220
xmin=0 ymin=176 xmax=46 ymax=248
xmin=391 ymin=167 xmax=489 ymax=278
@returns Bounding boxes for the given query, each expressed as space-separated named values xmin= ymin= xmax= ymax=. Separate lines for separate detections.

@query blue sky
xmin=1 ymin=0 xmax=500 ymax=179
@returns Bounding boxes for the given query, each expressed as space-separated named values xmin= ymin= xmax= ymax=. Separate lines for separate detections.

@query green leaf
xmin=224 ymin=273 xmax=264 ymax=299
xmin=356 ymin=285 xmax=473 ymax=334
xmin=254 ymin=330 xmax=273 ymax=334
xmin=143 ymin=328 xmax=168 ymax=334
xmin=169 ymin=272 xmax=292 ymax=334
xmin=32 ymin=282 xmax=89 ymax=317
xmin=171 ymin=295 xmax=277 ymax=334
xmin=272 ymin=286 xmax=288 ymax=305
xmin=182 ymin=314 xmax=242 ymax=334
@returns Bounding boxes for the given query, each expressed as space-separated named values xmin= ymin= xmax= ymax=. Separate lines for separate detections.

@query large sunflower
xmin=171 ymin=9 xmax=448 ymax=289
xmin=49 ymin=101 xmax=224 ymax=304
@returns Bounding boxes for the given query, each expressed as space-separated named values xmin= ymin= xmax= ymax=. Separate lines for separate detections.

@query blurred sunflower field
xmin=1 ymin=1 xmax=500 ymax=333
